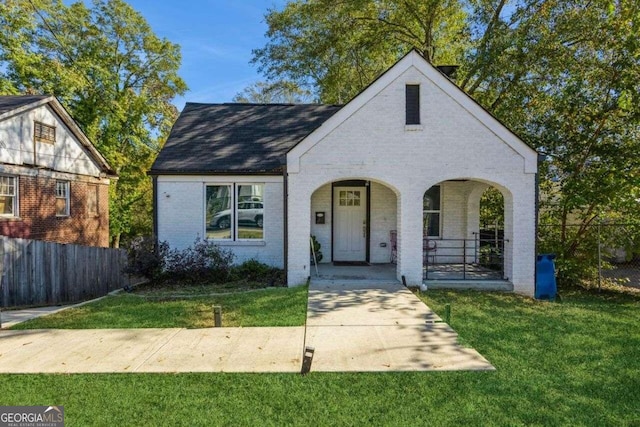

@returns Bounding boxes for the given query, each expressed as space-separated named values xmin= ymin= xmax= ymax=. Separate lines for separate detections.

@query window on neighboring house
xmin=406 ymin=84 xmax=420 ymax=125
xmin=423 ymin=185 xmax=441 ymax=237
xmin=0 ymin=175 xmax=17 ymax=217
xmin=205 ymin=183 xmax=264 ymax=241
xmin=87 ymin=184 xmax=99 ymax=216
xmin=34 ymin=121 xmax=56 ymax=143
xmin=56 ymin=181 xmax=70 ymax=216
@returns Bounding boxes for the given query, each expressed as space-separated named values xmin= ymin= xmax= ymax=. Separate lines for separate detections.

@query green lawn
xmin=2 ymin=288 xmax=639 ymax=425
xmin=10 ymin=286 xmax=308 ymax=329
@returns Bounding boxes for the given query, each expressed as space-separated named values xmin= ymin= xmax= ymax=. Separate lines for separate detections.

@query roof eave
xmin=148 ymin=169 xmax=284 ymax=177
xmin=0 ymin=96 xmax=53 ymax=122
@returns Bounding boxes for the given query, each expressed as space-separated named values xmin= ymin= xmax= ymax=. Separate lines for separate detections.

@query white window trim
xmin=56 ymin=180 xmax=70 ymax=217
xmin=423 ymin=185 xmax=442 ymax=238
xmin=204 ymin=183 xmax=265 ymax=243
xmin=0 ymin=175 xmax=18 ymax=218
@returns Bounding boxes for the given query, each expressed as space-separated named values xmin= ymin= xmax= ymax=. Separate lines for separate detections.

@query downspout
xmin=152 ymin=176 xmax=158 ymax=241
xmin=282 ymin=165 xmax=288 ymax=285
xmin=535 ymin=153 xmax=545 ymax=293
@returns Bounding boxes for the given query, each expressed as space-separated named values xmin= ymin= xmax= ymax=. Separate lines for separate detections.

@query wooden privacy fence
xmin=0 ymin=236 xmax=130 ymax=308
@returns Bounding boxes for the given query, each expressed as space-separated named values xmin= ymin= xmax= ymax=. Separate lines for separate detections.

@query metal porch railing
xmin=423 ymin=234 xmax=508 ymax=281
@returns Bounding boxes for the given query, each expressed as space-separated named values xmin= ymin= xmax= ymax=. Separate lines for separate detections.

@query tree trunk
xmin=111 ymin=233 xmax=121 ymax=248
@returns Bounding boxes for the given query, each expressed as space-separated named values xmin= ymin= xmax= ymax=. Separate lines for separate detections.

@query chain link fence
xmin=538 ymin=223 xmax=640 ymax=290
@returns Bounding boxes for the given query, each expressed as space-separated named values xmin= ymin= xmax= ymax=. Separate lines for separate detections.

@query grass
xmin=2 ymin=287 xmax=639 ymax=425
xmin=10 ymin=285 xmax=308 ymax=329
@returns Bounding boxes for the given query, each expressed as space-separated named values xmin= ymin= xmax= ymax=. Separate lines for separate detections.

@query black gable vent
xmin=405 ymin=85 xmax=420 ymax=125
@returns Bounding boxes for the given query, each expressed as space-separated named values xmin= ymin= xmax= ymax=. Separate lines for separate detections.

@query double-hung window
xmin=0 ymin=175 xmax=17 ymax=217
xmin=205 ymin=183 xmax=264 ymax=241
xmin=423 ymin=185 xmax=441 ymax=237
xmin=56 ymin=181 xmax=70 ymax=216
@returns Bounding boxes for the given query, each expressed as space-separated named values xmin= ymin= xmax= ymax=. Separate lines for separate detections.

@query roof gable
xmin=151 ymin=103 xmax=341 ymax=174
xmin=0 ymin=95 xmax=115 ymax=176
xmin=287 ymin=50 xmax=538 ymax=174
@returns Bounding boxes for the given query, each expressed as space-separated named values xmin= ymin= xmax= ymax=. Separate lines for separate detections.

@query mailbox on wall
xmin=315 ymin=212 xmax=325 ymax=224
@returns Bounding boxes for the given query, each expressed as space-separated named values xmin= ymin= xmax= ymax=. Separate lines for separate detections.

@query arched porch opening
xmin=422 ymin=179 xmax=513 ymax=284
xmin=309 ymin=178 xmax=399 ymax=281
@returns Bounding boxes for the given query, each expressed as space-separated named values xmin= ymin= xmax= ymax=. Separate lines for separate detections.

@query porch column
xmin=509 ymin=175 xmax=536 ymax=296
xmin=286 ymin=175 xmax=312 ymax=286
xmin=397 ymin=189 xmax=423 ymax=285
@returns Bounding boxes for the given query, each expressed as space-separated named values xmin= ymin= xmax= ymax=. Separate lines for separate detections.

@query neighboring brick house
xmin=151 ymin=50 xmax=538 ymax=295
xmin=0 ymin=95 xmax=116 ymax=247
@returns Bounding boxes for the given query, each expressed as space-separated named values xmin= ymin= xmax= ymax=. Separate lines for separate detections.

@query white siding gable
xmin=0 ymin=104 xmax=102 ymax=177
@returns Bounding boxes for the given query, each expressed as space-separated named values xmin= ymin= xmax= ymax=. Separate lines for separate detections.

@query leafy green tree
xmin=480 ymin=187 xmax=504 ymax=228
xmin=0 ymin=0 xmax=187 ymax=247
xmin=233 ymin=80 xmax=314 ymax=103
xmin=252 ymin=0 xmax=470 ymax=103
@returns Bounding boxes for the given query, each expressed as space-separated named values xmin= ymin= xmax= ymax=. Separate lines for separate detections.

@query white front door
xmin=333 ymin=187 xmax=367 ymax=261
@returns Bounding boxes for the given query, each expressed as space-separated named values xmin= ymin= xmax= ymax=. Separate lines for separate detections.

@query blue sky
xmin=124 ymin=0 xmax=287 ymax=110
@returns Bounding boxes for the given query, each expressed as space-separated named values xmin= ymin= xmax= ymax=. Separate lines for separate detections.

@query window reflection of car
xmin=210 ymin=202 xmax=263 ymax=229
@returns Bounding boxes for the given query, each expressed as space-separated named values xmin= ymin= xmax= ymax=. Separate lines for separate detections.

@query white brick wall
xmin=310 ymin=184 xmax=332 ymax=262
xmin=370 ymin=182 xmax=397 ymax=263
xmin=157 ymin=175 xmax=285 ymax=268
xmin=287 ymin=53 xmax=537 ymax=295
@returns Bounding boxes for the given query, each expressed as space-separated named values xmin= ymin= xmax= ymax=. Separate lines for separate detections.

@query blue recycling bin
xmin=535 ymin=254 xmax=557 ymax=300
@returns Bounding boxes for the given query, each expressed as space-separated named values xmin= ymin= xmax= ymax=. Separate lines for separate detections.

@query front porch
xmin=306 ymin=178 xmax=519 ymax=290
xmin=287 ymin=164 xmax=535 ymax=295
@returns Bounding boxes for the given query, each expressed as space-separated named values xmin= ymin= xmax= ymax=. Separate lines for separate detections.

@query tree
xmin=252 ymin=0 xmax=470 ymax=103
xmin=0 ymin=0 xmax=187 ymax=247
xmin=233 ymin=80 xmax=314 ymax=103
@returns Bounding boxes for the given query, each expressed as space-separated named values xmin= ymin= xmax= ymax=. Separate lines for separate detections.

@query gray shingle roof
xmin=0 ymin=95 xmax=49 ymax=115
xmin=151 ymin=103 xmax=342 ymax=174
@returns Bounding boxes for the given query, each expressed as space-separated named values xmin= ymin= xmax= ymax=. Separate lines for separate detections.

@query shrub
xmin=163 ymin=238 xmax=235 ymax=284
xmin=123 ymin=236 xmax=169 ymax=280
xmin=230 ymin=259 xmax=286 ymax=286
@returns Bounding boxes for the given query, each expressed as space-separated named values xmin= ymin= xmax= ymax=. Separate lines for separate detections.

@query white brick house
xmin=151 ymin=51 xmax=538 ymax=296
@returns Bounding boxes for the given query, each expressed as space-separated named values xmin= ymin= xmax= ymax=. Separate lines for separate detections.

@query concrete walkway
xmin=0 ymin=280 xmax=493 ymax=373
xmin=305 ymin=280 xmax=494 ymax=372
xmin=1 ymin=305 xmax=74 ymax=329
xmin=0 ymin=327 xmax=304 ymax=373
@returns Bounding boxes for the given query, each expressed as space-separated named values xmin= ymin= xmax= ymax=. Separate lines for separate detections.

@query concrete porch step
xmin=424 ymin=280 xmax=513 ymax=291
